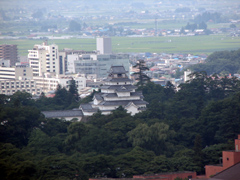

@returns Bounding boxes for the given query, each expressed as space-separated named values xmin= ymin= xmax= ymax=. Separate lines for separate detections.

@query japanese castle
xmin=80 ymin=65 xmax=148 ymax=116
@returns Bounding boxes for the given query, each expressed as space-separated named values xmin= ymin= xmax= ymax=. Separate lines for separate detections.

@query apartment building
xmin=0 ymin=44 xmax=18 ymax=66
xmin=28 ymin=42 xmax=60 ymax=76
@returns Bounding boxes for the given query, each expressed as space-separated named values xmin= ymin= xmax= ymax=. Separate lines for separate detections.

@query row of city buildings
xmin=0 ymin=38 xmax=130 ymax=97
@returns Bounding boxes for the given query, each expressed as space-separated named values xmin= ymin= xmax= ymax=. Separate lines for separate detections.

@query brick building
xmin=133 ymin=171 xmax=196 ymax=180
xmin=0 ymin=44 xmax=18 ymax=66
xmin=205 ymin=134 xmax=240 ymax=178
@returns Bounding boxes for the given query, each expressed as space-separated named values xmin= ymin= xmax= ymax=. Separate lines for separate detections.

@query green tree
xmin=69 ymin=20 xmax=81 ymax=32
xmin=198 ymin=21 xmax=207 ymax=29
xmin=68 ymin=78 xmax=79 ymax=101
xmin=132 ymin=60 xmax=151 ymax=86
xmin=115 ymin=146 xmax=155 ymax=177
xmin=37 ymin=155 xmax=88 ymax=180
xmin=193 ymin=134 xmax=204 ymax=174
xmin=0 ymin=106 xmax=43 ymax=147
xmin=230 ymin=24 xmax=236 ymax=28
xmin=127 ymin=122 xmax=175 ymax=155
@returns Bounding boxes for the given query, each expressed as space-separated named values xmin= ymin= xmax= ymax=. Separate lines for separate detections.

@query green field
xmin=1 ymin=35 xmax=239 ymax=56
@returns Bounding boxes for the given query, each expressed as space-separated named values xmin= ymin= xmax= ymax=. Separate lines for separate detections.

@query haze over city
xmin=1 ymin=1 xmax=240 ymax=180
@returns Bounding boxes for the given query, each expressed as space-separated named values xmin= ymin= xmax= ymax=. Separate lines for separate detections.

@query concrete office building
xmin=0 ymin=64 xmax=39 ymax=96
xmin=59 ymin=49 xmax=97 ymax=75
xmin=0 ymin=44 xmax=18 ymax=66
xmin=97 ymin=37 xmax=112 ymax=54
xmin=67 ymin=53 xmax=130 ymax=78
xmin=28 ymin=42 xmax=60 ymax=77
xmin=0 ymin=79 xmax=42 ymax=96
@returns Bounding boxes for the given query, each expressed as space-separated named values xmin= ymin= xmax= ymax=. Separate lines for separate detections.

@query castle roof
xmin=116 ymin=86 xmax=131 ymax=92
xmin=42 ymin=110 xmax=83 ymax=118
xmin=104 ymin=78 xmax=132 ymax=82
xmin=105 ymin=92 xmax=142 ymax=97
xmin=98 ymin=100 xmax=148 ymax=106
xmin=101 ymin=85 xmax=137 ymax=90
xmin=108 ymin=65 xmax=128 ymax=74
xmin=80 ymin=104 xmax=98 ymax=112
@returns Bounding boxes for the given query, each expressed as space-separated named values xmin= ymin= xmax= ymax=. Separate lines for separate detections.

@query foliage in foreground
xmin=1 ymin=71 xmax=240 ymax=179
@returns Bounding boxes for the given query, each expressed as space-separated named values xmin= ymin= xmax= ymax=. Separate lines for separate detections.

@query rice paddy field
xmin=0 ymin=34 xmax=239 ymax=56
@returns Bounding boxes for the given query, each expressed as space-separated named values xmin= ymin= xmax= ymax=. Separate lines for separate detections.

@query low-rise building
xmin=0 ymin=79 xmax=42 ymax=95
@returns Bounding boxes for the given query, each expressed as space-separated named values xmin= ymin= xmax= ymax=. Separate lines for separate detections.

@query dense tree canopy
xmin=190 ymin=49 xmax=240 ymax=75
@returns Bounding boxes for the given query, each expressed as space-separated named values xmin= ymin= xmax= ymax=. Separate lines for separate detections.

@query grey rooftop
xmin=108 ymin=65 xmax=128 ymax=74
xmin=42 ymin=110 xmax=83 ymax=118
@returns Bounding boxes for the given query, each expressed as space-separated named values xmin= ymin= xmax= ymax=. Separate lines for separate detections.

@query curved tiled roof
xmin=42 ymin=110 xmax=83 ymax=118
xmin=80 ymin=104 xmax=98 ymax=112
xmin=101 ymin=85 xmax=137 ymax=90
xmin=108 ymin=66 xmax=128 ymax=74
xmin=104 ymin=77 xmax=132 ymax=82
xmin=99 ymin=100 xmax=148 ymax=106
xmin=105 ymin=92 xmax=142 ymax=97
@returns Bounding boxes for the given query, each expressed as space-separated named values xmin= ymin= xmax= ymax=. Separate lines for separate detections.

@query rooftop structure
xmin=80 ymin=65 xmax=148 ymax=116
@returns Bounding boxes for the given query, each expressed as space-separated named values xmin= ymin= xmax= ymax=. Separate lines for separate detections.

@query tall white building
xmin=28 ymin=42 xmax=59 ymax=77
xmin=97 ymin=37 xmax=112 ymax=54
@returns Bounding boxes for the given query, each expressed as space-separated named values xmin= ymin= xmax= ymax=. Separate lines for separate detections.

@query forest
xmin=190 ymin=48 xmax=240 ymax=76
xmin=1 ymin=69 xmax=240 ymax=179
